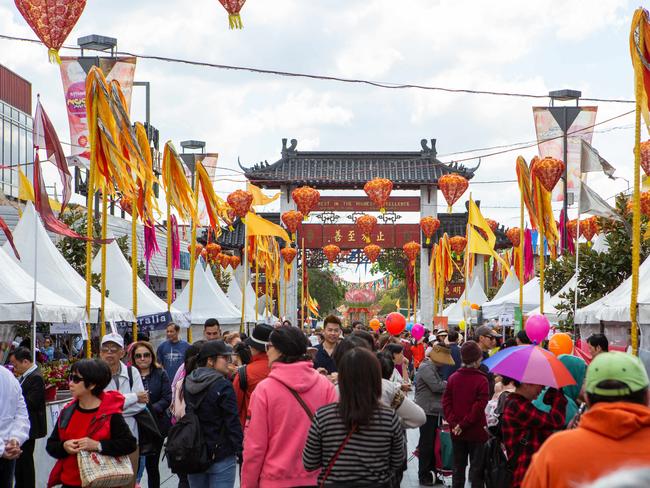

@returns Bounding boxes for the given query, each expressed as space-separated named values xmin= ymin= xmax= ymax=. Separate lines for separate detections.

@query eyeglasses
xmin=69 ymin=374 xmax=84 ymax=384
xmin=134 ymin=352 xmax=152 ymax=359
xmin=100 ymin=346 xmax=121 ymax=354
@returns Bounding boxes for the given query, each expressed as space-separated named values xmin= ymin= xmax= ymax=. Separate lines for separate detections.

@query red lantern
xmin=364 ymin=178 xmax=393 ymax=213
xmin=119 ymin=195 xmax=132 ymax=215
xmin=567 ymin=220 xmax=578 ymax=240
xmin=386 ymin=312 xmax=406 ymax=336
xmin=15 ymin=0 xmax=87 ymax=63
xmin=356 ymin=214 xmax=377 ymax=243
xmin=229 ymin=255 xmax=241 ymax=269
xmin=280 ymin=246 xmax=297 ymax=265
xmin=206 ymin=243 xmax=222 ymax=262
xmin=363 ymin=244 xmax=381 ymax=263
xmin=419 ymin=216 xmax=440 ymax=244
xmin=532 ymin=157 xmax=565 ymax=192
xmin=227 ymin=190 xmax=253 ymax=218
xmin=641 ymin=140 xmax=650 ymax=176
xmin=187 ymin=243 xmax=204 ymax=259
xmin=323 ymin=244 xmax=340 ymax=265
xmin=641 ymin=191 xmax=650 ymax=217
xmin=580 ymin=216 xmax=599 ymax=242
xmin=438 ymin=174 xmax=469 ymax=211
xmin=291 ymin=186 xmax=320 ymax=219
xmin=449 ymin=236 xmax=467 ymax=254
xmin=281 ymin=210 xmax=304 ymax=240
xmin=485 ymin=219 xmax=498 ymax=232
xmin=403 ymin=241 xmax=420 ymax=265
xmin=217 ymin=253 xmax=231 ymax=268
xmin=217 ymin=0 xmax=246 ymax=29
xmin=506 ymin=228 xmax=521 ymax=247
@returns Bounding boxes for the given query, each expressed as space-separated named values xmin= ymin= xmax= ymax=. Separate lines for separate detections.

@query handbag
xmin=77 ymin=448 xmax=133 ymax=487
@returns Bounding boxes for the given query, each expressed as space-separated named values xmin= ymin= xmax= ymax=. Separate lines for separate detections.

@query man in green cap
xmin=522 ymin=352 xmax=650 ymax=488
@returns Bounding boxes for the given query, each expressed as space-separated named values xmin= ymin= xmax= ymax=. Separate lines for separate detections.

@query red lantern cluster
xmin=641 ymin=140 xmax=650 ymax=176
xmin=291 ymin=187 xmax=320 ymax=219
xmin=641 ymin=191 xmax=650 ymax=217
xmin=229 ymin=255 xmax=241 ymax=269
xmin=580 ymin=217 xmax=599 ymax=242
xmin=364 ymin=178 xmax=393 ymax=213
xmin=402 ymin=241 xmax=420 ymax=265
xmin=206 ymin=243 xmax=222 ymax=262
xmin=419 ymin=216 xmax=440 ymax=244
xmin=532 ymin=157 xmax=565 ymax=192
xmin=227 ymin=190 xmax=253 ymax=218
xmin=449 ymin=236 xmax=467 ymax=254
xmin=356 ymin=214 xmax=377 ymax=243
xmin=567 ymin=220 xmax=578 ymax=240
xmin=217 ymin=253 xmax=231 ymax=268
xmin=506 ymin=228 xmax=521 ymax=247
xmin=187 ymin=243 xmax=204 ymax=259
xmin=281 ymin=210 xmax=304 ymax=240
xmin=323 ymin=244 xmax=340 ymax=265
xmin=363 ymin=244 xmax=382 ymax=263
xmin=438 ymin=174 xmax=469 ymax=211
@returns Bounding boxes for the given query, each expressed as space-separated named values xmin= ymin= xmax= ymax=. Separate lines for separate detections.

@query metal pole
xmin=32 ymin=194 xmax=38 ymax=363
xmin=573 ymin=181 xmax=582 ymax=335
xmin=562 ymin=108 xmax=569 ymax=254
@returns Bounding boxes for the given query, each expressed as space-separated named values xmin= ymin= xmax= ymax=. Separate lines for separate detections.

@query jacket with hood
xmin=522 ymin=401 xmax=650 ymax=488
xmin=46 ymin=391 xmax=136 ymax=488
xmin=183 ymin=366 xmax=243 ymax=463
xmin=241 ymin=360 xmax=338 ymax=488
xmin=532 ymin=354 xmax=587 ymax=427
xmin=442 ymin=367 xmax=489 ymax=442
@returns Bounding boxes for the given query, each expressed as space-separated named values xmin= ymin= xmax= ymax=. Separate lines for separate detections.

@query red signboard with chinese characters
xmin=444 ymin=282 xmax=465 ymax=299
xmin=301 ymin=224 xmax=421 ymax=249
xmin=315 ymin=197 xmax=420 ymax=212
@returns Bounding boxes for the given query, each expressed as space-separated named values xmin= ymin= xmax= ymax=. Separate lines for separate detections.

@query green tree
xmin=370 ymin=249 xmax=420 ymax=282
xmin=301 ymin=268 xmax=346 ymax=316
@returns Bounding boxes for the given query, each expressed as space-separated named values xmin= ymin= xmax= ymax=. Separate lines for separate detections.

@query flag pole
xmin=240 ymin=220 xmax=248 ymax=333
xmin=537 ymin=182 xmax=545 ymax=315
xmin=301 ymin=237 xmax=306 ymax=330
xmin=519 ymin=184 xmax=524 ymax=325
xmin=573 ymin=181 xmax=582 ymax=335
xmin=188 ymin=172 xmax=200 ymax=342
xmin=255 ymin=240 xmax=259 ymax=322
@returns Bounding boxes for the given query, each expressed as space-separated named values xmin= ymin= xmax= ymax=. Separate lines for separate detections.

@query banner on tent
xmin=50 ymin=323 xmax=83 ymax=335
xmin=115 ymin=312 xmax=173 ymax=335
xmin=59 ymin=56 xmax=137 ymax=168
xmin=498 ymin=313 xmax=514 ymax=328
xmin=433 ymin=316 xmax=448 ymax=330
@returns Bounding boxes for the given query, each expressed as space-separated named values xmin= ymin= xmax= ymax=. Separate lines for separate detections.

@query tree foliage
xmin=370 ymin=248 xmax=419 ymax=282
xmin=301 ymin=268 xmax=346 ymax=316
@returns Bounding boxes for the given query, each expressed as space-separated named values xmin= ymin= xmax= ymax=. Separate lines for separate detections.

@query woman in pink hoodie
xmin=242 ymin=326 xmax=338 ymax=488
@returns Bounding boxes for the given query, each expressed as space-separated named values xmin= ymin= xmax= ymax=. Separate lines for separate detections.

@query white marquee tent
xmin=0 ymin=245 xmax=85 ymax=323
xmin=225 ymin=271 xmax=257 ymax=323
xmin=443 ymin=277 xmax=488 ymax=325
xmin=490 ymin=268 xmax=520 ymax=303
xmin=482 ymin=276 xmax=551 ymax=320
xmin=91 ymin=240 xmax=189 ymax=327
xmin=529 ymin=274 xmax=577 ymax=324
xmin=173 ymin=260 xmax=240 ymax=325
xmin=5 ymin=204 xmax=134 ymax=323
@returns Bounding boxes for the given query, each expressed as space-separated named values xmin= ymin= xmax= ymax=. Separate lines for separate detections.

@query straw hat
xmin=428 ymin=344 xmax=455 ymax=366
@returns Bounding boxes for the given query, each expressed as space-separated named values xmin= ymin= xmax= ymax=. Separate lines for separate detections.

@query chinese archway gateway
xmin=240 ymin=138 xmax=480 ymax=326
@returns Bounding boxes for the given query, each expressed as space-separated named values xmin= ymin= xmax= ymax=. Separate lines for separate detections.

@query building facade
xmin=0 ymin=64 xmax=33 ymax=199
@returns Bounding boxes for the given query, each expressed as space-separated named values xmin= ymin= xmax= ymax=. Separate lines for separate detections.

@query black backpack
xmin=164 ymin=387 xmax=213 ymax=474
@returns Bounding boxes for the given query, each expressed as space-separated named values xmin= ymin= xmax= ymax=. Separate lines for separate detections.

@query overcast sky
xmin=0 ymin=0 xmax=640 ymax=281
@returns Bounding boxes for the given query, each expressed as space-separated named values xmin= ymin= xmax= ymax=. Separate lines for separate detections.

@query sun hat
xmin=245 ymin=323 xmax=274 ymax=351
xmin=429 ymin=344 xmax=455 ymax=366
xmin=585 ymin=351 xmax=649 ymax=397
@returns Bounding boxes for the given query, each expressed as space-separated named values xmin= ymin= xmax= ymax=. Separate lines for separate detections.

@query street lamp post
xmin=548 ymin=89 xmax=582 ymax=253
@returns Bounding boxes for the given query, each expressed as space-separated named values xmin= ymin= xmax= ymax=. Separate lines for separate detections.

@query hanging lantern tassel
xmin=48 ymin=48 xmax=62 ymax=64
xmin=229 ymin=13 xmax=243 ymax=28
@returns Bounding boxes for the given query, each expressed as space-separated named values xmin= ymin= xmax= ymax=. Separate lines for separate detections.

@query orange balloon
xmin=369 ymin=318 xmax=381 ymax=331
xmin=549 ymin=332 xmax=573 ymax=356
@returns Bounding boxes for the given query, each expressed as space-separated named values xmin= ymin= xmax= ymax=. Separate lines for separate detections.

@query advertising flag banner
xmin=59 ymin=56 xmax=137 ymax=168
xmin=532 ymin=106 xmax=597 ymax=202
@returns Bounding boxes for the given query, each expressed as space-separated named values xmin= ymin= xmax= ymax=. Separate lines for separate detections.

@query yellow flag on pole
xmin=468 ymin=197 xmax=496 ymax=248
xmin=245 ymin=211 xmax=291 ymax=242
xmin=247 ymin=182 xmax=280 ymax=206
xmin=19 ymin=167 xmax=62 ymax=213
xmin=468 ymin=227 xmax=510 ymax=273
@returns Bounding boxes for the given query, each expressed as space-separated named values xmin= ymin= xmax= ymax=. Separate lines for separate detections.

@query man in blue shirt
xmin=156 ymin=323 xmax=190 ymax=380
xmin=313 ymin=315 xmax=341 ymax=374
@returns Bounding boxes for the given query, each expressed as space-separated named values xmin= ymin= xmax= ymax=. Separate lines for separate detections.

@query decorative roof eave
xmin=239 ymin=139 xmax=479 ymax=190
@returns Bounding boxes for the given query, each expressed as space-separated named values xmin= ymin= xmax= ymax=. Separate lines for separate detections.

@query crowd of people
xmin=2 ymin=318 xmax=650 ymax=488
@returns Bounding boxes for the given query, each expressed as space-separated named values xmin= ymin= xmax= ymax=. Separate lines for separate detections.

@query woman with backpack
xmin=129 ymin=341 xmax=171 ymax=488
xmin=303 ymin=347 xmax=405 ymax=487
xmin=46 ymin=359 xmax=137 ymax=488
xmin=241 ymin=326 xmax=337 ymax=488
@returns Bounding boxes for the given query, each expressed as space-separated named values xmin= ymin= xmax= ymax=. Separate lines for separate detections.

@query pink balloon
xmin=525 ymin=314 xmax=551 ymax=344
xmin=412 ymin=323 xmax=425 ymax=341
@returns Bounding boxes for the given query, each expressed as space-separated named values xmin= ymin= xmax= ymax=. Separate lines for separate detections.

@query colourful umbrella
xmin=482 ymin=345 xmax=576 ymax=388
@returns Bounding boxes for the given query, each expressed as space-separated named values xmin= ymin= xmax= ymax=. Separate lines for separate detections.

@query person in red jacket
xmin=46 ymin=359 xmax=136 ymax=488
xmin=442 ymin=341 xmax=489 ymax=488
xmin=233 ymin=323 xmax=273 ymax=427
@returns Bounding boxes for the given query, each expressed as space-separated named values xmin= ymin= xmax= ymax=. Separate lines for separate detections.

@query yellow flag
xmin=245 ymin=211 xmax=291 ymax=242
xmin=468 ymin=197 xmax=496 ymax=248
xmin=19 ymin=167 xmax=62 ymax=213
xmin=468 ymin=227 xmax=510 ymax=273
xmin=247 ymin=182 xmax=280 ymax=206
xmin=396 ymin=299 xmax=401 ymax=309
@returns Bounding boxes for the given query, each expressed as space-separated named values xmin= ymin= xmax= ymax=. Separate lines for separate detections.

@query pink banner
xmin=59 ymin=56 xmax=137 ymax=168
xmin=533 ymin=106 xmax=597 ymax=201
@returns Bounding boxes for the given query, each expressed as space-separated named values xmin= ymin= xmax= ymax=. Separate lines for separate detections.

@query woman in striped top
xmin=303 ymin=348 xmax=406 ymax=487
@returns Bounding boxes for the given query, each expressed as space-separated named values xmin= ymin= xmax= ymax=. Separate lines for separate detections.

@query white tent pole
xmin=32 ymin=201 xmax=38 ymax=363
xmin=573 ymin=180 xmax=582 ymax=335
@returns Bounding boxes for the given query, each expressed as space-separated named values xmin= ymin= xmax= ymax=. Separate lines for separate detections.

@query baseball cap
xmin=476 ymin=325 xmax=499 ymax=338
xmin=246 ymin=323 xmax=274 ymax=351
xmin=198 ymin=340 xmax=235 ymax=360
xmin=101 ymin=333 xmax=124 ymax=349
xmin=585 ymin=352 xmax=650 ymax=397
